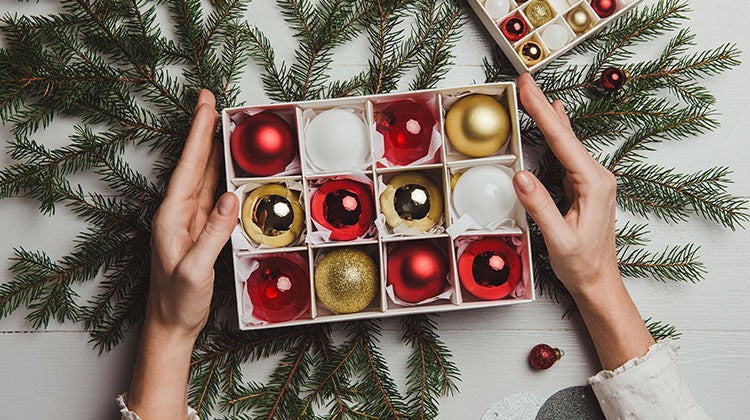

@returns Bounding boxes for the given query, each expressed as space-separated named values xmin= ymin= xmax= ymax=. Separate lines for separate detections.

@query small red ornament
xmin=458 ymin=238 xmax=521 ymax=300
xmin=591 ymin=0 xmax=617 ymax=18
xmin=231 ymin=112 xmax=297 ymax=177
xmin=500 ymin=16 xmax=527 ymax=42
xmin=375 ymin=100 xmax=436 ymax=166
xmin=310 ymin=179 xmax=375 ymax=241
xmin=247 ymin=255 xmax=309 ymax=323
xmin=600 ymin=67 xmax=629 ymax=92
xmin=388 ymin=240 xmax=449 ymax=303
xmin=529 ymin=343 xmax=563 ymax=370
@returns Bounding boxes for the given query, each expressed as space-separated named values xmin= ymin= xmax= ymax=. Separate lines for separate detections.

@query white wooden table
xmin=1 ymin=1 xmax=749 ymax=418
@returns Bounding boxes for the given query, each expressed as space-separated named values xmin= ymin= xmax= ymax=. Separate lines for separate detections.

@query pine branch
xmin=618 ymin=244 xmax=705 ymax=283
xmin=645 ymin=318 xmax=682 ymax=340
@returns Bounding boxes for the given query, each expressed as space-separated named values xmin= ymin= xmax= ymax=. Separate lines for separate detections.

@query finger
xmin=518 ymin=75 xmax=593 ymax=175
xmin=183 ymin=192 xmax=239 ymax=273
xmin=551 ymin=100 xmax=572 ymax=130
xmin=165 ymin=102 xmax=219 ymax=201
xmin=196 ymin=89 xmax=216 ymax=112
xmin=513 ymin=170 xmax=572 ymax=244
xmin=194 ymin=141 xmax=223 ymax=232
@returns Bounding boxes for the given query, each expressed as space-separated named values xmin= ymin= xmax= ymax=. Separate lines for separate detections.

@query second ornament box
xmin=222 ymin=82 xmax=535 ymax=330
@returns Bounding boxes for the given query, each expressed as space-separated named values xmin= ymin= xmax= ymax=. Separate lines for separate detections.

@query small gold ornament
xmin=566 ymin=7 xmax=591 ymax=33
xmin=518 ymin=41 xmax=545 ymax=66
xmin=380 ymin=172 xmax=443 ymax=232
xmin=444 ymin=94 xmax=511 ymax=158
xmin=241 ymin=184 xmax=305 ymax=247
xmin=314 ymin=248 xmax=378 ymax=314
xmin=524 ymin=0 xmax=554 ymax=27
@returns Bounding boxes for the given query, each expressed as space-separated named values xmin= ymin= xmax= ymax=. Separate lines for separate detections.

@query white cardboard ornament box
xmin=222 ymin=82 xmax=535 ymax=331
xmin=468 ymin=0 xmax=643 ymax=74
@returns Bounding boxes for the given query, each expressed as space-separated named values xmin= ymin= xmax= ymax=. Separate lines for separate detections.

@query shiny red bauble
xmin=591 ymin=0 xmax=616 ymax=18
xmin=375 ymin=100 xmax=436 ymax=166
xmin=457 ymin=237 xmax=521 ymax=300
xmin=310 ymin=179 xmax=375 ymax=241
xmin=388 ymin=241 xmax=449 ymax=303
xmin=529 ymin=343 xmax=563 ymax=370
xmin=600 ymin=67 xmax=628 ymax=92
xmin=231 ymin=111 xmax=297 ymax=177
xmin=247 ymin=255 xmax=309 ymax=323
xmin=500 ymin=16 xmax=527 ymax=42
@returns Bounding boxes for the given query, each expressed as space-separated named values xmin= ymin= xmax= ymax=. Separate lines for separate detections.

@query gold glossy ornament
xmin=524 ymin=0 xmax=554 ymax=27
xmin=314 ymin=248 xmax=378 ymax=314
xmin=518 ymin=41 xmax=545 ymax=66
xmin=566 ymin=7 xmax=591 ymax=33
xmin=444 ymin=94 xmax=511 ymax=158
xmin=380 ymin=172 xmax=443 ymax=232
xmin=241 ymin=184 xmax=305 ymax=247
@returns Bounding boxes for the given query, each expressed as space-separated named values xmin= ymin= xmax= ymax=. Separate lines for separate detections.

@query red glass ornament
xmin=247 ymin=255 xmax=310 ymax=323
xmin=500 ymin=16 xmax=528 ymax=42
xmin=375 ymin=100 xmax=436 ymax=166
xmin=310 ymin=179 xmax=375 ymax=241
xmin=388 ymin=241 xmax=449 ymax=303
xmin=529 ymin=343 xmax=563 ymax=370
xmin=231 ymin=111 xmax=297 ymax=177
xmin=600 ymin=67 xmax=628 ymax=92
xmin=458 ymin=237 xmax=521 ymax=300
xmin=591 ymin=0 xmax=616 ymax=18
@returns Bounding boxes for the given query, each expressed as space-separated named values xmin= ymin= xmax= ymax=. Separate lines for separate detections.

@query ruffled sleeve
xmin=116 ymin=393 xmax=199 ymax=420
xmin=588 ymin=339 xmax=709 ymax=419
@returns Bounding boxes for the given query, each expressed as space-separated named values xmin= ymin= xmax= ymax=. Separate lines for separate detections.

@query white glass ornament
xmin=452 ymin=165 xmax=517 ymax=227
xmin=541 ymin=22 xmax=571 ymax=51
xmin=305 ymin=109 xmax=370 ymax=172
xmin=483 ymin=0 xmax=510 ymax=20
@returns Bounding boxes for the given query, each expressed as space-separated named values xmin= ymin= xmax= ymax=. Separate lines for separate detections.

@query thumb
xmin=185 ymin=192 xmax=239 ymax=272
xmin=513 ymin=171 xmax=571 ymax=244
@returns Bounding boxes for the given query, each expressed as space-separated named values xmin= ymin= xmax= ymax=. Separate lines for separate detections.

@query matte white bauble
xmin=305 ymin=109 xmax=370 ymax=172
xmin=483 ymin=0 xmax=510 ymax=20
xmin=452 ymin=165 xmax=517 ymax=227
xmin=541 ymin=22 xmax=571 ymax=51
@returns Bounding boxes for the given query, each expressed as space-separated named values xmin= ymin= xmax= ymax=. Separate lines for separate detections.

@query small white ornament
xmin=483 ymin=0 xmax=510 ymax=20
xmin=541 ymin=22 xmax=571 ymax=51
xmin=452 ymin=165 xmax=517 ymax=228
xmin=305 ymin=108 xmax=370 ymax=172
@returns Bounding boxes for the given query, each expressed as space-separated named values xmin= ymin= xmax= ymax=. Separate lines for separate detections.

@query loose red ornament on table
xmin=375 ymin=100 xmax=436 ymax=166
xmin=310 ymin=179 xmax=375 ymax=241
xmin=388 ymin=241 xmax=449 ymax=303
xmin=591 ymin=0 xmax=616 ymax=18
xmin=500 ymin=16 xmax=527 ymax=42
xmin=458 ymin=237 xmax=521 ymax=300
xmin=231 ymin=111 xmax=297 ymax=177
xmin=600 ymin=67 xmax=629 ymax=92
xmin=529 ymin=343 xmax=563 ymax=370
xmin=247 ymin=256 xmax=310 ymax=323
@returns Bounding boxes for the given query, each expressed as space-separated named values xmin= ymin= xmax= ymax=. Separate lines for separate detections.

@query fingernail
xmin=218 ymin=193 xmax=234 ymax=216
xmin=514 ymin=171 xmax=536 ymax=194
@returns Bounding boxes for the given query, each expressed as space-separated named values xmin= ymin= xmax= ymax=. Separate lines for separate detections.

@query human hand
xmin=146 ymin=89 xmax=239 ymax=341
xmin=513 ymin=73 xmax=620 ymax=298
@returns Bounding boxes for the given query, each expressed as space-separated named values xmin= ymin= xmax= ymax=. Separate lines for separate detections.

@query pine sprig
xmin=645 ymin=318 xmax=682 ymax=340
xmin=618 ymin=244 xmax=705 ymax=283
xmin=401 ymin=315 xmax=460 ymax=419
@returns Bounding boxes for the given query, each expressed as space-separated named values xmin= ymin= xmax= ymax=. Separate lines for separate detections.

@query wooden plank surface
xmin=1 ymin=0 xmax=749 ymax=418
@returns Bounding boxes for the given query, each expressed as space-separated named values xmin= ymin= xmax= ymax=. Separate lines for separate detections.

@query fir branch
xmin=645 ymin=318 xmax=682 ymax=340
xmin=618 ymin=244 xmax=705 ymax=283
xmin=401 ymin=315 xmax=460 ymax=419
xmin=615 ymin=222 xmax=650 ymax=248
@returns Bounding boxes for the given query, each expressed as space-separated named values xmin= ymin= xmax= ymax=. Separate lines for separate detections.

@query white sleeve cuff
xmin=116 ymin=393 xmax=199 ymax=420
xmin=588 ymin=339 xmax=709 ymax=420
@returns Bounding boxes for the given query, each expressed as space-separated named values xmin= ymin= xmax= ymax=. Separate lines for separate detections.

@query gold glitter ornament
xmin=524 ymin=0 xmax=554 ymax=27
xmin=242 ymin=184 xmax=305 ymax=247
xmin=445 ymin=94 xmax=511 ymax=158
xmin=314 ymin=248 xmax=378 ymax=314
xmin=566 ymin=7 xmax=591 ymax=33
xmin=380 ymin=172 xmax=444 ymax=232
xmin=518 ymin=41 xmax=545 ymax=66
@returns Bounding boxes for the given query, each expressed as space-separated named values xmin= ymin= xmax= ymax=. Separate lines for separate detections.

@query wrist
xmin=568 ymin=269 xmax=626 ymax=305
